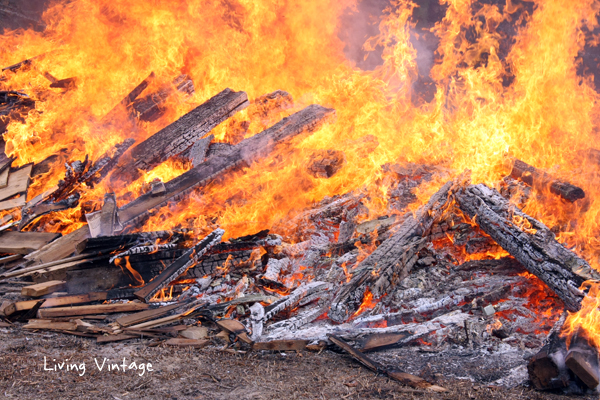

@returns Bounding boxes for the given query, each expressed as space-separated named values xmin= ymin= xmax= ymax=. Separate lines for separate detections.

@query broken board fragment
xmin=21 ymin=280 xmax=66 ymax=297
xmin=0 ymin=231 xmax=61 ymax=254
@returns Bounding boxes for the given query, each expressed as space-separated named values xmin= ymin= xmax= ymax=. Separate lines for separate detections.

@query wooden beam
xmin=37 ymin=302 xmax=149 ymax=318
xmin=510 ymin=158 xmax=585 ymax=202
xmin=21 ymin=280 xmax=66 ymax=297
xmin=116 ymin=88 xmax=248 ymax=180
xmin=455 ymin=183 xmax=600 ymax=312
xmin=2 ymin=288 xmax=136 ymax=316
xmin=118 ymin=104 xmax=335 ymax=228
xmin=0 ymin=231 xmax=61 ymax=255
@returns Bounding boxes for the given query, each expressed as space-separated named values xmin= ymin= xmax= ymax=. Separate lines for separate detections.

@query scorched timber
xmin=329 ymin=178 xmax=461 ymax=322
xmin=510 ymin=158 xmax=585 ymax=202
xmin=455 ymin=183 xmax=600 ymax=312
xmin=118 ymin=88 xmax=249 ymax=178
xmin=118 ymin=104 xmax=335 ymax=228
xmin=134 ymin=229 xmax=224 ymax=302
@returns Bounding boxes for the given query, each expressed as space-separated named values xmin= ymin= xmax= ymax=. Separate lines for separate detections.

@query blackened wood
xmin=101 ymin=72 xmax=155 ymax=123
xmin=510 ymin=159 xmax=584 ymax=202
xmin=118 ymin=104 xmax=335 ymax=228
xmin=19 ymin=193 xmax=80 ymax=230
xmin=119 ymin=88 xmax=249 ymax=180
xmin=80 ymin=138 xmax=135 ymax=187
xmin=76 ymin=230 xmax=189 ymax=253
xmin=527 ymin=331 xmax=570 ymax=390
xmin=329 ymin=178 xmax=462 ymax=322
xmin=307 ymin=149 xmax=345 ymax=178
xmin=455 ymin=183 xmax=599 ymax=312
xmin=565 ymin=332 xmax=600 ymax=389
xmin=134 ymin=229 xmax=224 ymax=302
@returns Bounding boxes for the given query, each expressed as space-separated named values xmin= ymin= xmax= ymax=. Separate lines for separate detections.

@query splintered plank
xmin=119 ymin=104 xmax=336 ymax=228
xmin=2 ymin=288 xmax=136 ymax=316
xmin=118 ymin=88 xmax=249 ymax=178
xmin=0 ymin=166 xmax=9 ymax=189
xmin=0 ymin=231 xmax=61 ymax=254
xmin=455 ymin=183 xmax=600 ymax=312
xmin=0 ymin=164 xmax=32 ymax=201
xmin=23 ymin=321 xmax=77 ymax=331
xmin=23 ymin=225 xmax=90 ymax=266
xmin=510 ymin=158 xmax=585 ymax=202
xmin=37 ymin=302 xmax=149 ymax=318
xmin=21 ymin=280 xmax=66 ymax=297
xmin=134 ymin=229 xmax=224 ymax=302
xmin=329 ymin=178 xmax=463 ymax=322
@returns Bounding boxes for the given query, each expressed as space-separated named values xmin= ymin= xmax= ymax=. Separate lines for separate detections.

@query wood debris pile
xmin=0 ymin=58 xmax=599 ymax=394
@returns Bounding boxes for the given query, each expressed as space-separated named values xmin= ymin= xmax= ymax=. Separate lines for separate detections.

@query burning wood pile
xmin=3 ymin=0 xmax=600 ymax=397
xmin=0 ymin=59 xmax=599 ymax=393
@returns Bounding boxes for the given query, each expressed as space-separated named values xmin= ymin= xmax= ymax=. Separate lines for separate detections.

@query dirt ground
xmin=0 ymin=327 xmax=596 ymax=400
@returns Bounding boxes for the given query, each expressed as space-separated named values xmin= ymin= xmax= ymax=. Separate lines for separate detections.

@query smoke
xmin=0 ymin=0 xmax=52 ymax=33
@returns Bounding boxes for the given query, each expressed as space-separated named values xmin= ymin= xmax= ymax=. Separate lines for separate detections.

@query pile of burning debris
xmin=0 ymin=59 xmax=599 ymax=394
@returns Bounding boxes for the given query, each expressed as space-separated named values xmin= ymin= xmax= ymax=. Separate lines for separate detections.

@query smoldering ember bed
xmin=1 ymin=0 xmax=600 ymax=399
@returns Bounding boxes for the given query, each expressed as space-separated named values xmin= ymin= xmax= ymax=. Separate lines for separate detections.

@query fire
xmin=562 ymin=281 xmax=600 ymax=349
xmin=352 ymin=287 xmax=377 ymax=319
xmin=2 ymin=0 xmax=600 ymax=338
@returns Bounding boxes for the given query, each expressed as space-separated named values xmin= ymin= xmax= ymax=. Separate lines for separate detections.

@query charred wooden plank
xmin=134 ymin=229 xmax=224 ymax=302
xmin=76 ymin=230 xmax=189 ymax=253
xmin=565 ymin=331 xmax=600 ymax=389
xmin=117 ymin=88 xmax=249 ymax=180
xmin=80 ymin=138 xmax=135 ymax=187
xmin=329 ymin=178 xmax=462 ymax=322
xmin=0 ymin=231 xmax=61 ymax=255
xmin=118 ymin=104 xmax=335 ymax=228
xmin=528 ymin=328 xmax=570 ymax=390
xmin=101 ymin=71 xmax=156 ymax=124
xmin=510 ymin=158 xmax=584 ymax=202
xmin=19 ymin=193 xmax=79 ymax=230
xmin=455 ymin=183 xmax=600 ymax=312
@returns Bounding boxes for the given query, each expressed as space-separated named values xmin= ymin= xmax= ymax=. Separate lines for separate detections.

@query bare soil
xmin=0 ymin=327 xmax=596 ymax=400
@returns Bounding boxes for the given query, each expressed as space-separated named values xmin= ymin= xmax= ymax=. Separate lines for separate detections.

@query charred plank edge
xmin=134 ymin=229 xmax=224 ymax=302
xmin=124 ymin=88 xmax=249 ymax=174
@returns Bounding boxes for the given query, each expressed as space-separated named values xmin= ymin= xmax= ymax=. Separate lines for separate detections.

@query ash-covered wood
xmin=455 ymin=183 xmax=599 ymax=312
xmin=527 ymin=331 xmax=570 ymax=390
xmin=510 ymin=158 xmax=584 ymax=202
xmin=329 ymin=178 xmax=461 ymax=322
xmin=80 ymin=138 xmax=135 ymax=187
xmin=76 ymin=230 xmax=189 ymax=253
xmin=134 ymin=229 xmax=224 ymax=302
xmin=117 ymin=88 xmax=249 ymax=180
xmin=118 ymin=104 xmax=335 ymax=228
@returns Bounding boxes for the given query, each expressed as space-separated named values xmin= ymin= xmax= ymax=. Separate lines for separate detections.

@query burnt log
xmin=116 ymin=88 xmax=249 ymax=181
xmin=455 ymin=183 xmax=599 ymax=312
xmin=528 ymin=331 xmax=570 ymax=390
xmin=510 ymin=158 xmax=584 ymax=202
xmin=118 ymin=104 xmax=336 ymax=228
xmin=80 ymin=138 xmax=135 ymax=187
xmin=565 ymin=331 xmax=600 ymax=389
xmin=306 ymin=149 xmax=345 ymax=178
xmin=328 ymin=178 xmax=462 ymax=322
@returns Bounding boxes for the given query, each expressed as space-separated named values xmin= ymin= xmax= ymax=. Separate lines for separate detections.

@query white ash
xmin=261 ymin=257 xmax=290 ymax=282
